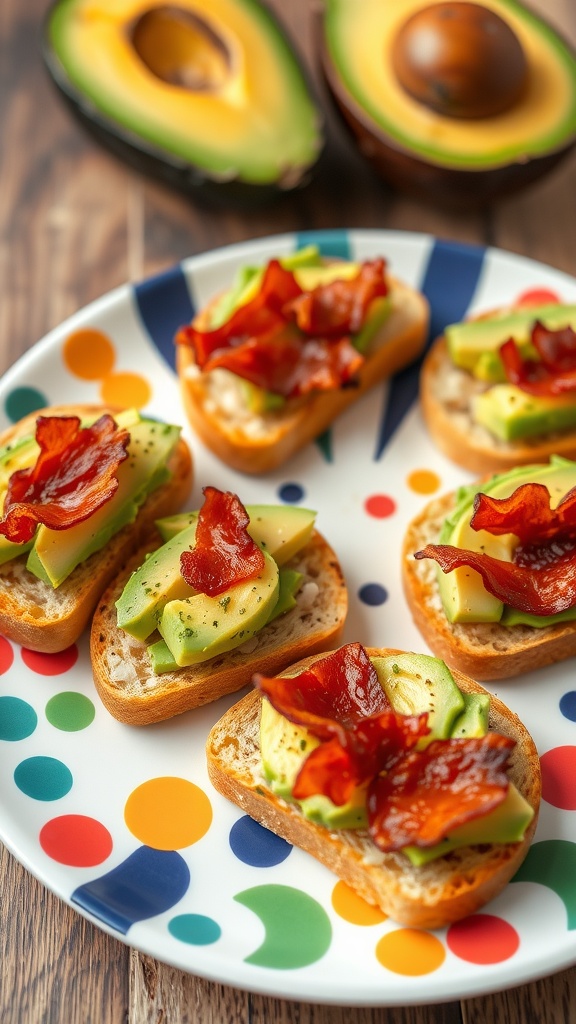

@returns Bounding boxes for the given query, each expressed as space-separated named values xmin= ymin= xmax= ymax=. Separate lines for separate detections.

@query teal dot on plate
xmin=0 ymin=696 xmax=38 ymax=741
xmin=4 ymin=386 xmax=48 ymax=423
xmin=45 ymin=692 xmax=95 ymax=731
xmin=168 ymin=913 xmax=221 ymax=945
xmin=14 ymin=756 xmax=73 ymax=800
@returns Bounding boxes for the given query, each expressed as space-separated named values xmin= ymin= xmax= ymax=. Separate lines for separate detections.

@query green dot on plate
xmin=45 ymin=691 xmax=95 ymax=731
xmin=5 ymin=386 xmax=48 ymax=423
xmin=168 ymin=914 xmax=221 ymax=946
xmin=0 ymin=696 xmax=38 ymax=740
xmin=14 ymin=755 xmax=73 ymax=800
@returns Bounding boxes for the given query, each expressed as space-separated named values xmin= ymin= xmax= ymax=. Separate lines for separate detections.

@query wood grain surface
xmin=1 ymin=0 xmax=576 ymax=1021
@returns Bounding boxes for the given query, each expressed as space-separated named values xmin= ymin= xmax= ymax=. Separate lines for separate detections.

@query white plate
xmin=2 ymin=229 xmax=576 ymax=1007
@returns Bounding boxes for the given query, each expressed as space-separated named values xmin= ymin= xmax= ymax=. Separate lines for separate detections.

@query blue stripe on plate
xmin=133 ymin=264 xmax=195 ymax=372
xmin=374 ymin=238 xmax=486 ymax=459
xmin=295 ymin=229 xmax=351 ymax=260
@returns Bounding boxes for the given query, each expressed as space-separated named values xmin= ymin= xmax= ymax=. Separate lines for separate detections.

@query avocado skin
xmin=317 ymin=0 xmax=576 ymax=207
xmin=42 ymin=0 xmax=325 ymax=207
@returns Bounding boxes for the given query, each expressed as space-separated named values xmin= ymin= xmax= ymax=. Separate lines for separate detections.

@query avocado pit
xmin=391 ymin=1 xmax=529 ymax=119
xmin=131 ymin=5 xmax=231 ymax=92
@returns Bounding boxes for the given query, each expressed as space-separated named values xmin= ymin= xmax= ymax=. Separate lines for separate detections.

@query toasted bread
xmin=0 ymin=405 xmax=192 ymax=653
xmin=206 ymin=647 xmax=541 ymax=930
xmin=177 ymin=274 xmax=429 ymax=474
xmin=421 ymin=334 xmax=576 ymax=475
xmin=401 ymin=487 xmax=576 ymax=679
xmin=90 ymin=529 xmax=348 ymax=725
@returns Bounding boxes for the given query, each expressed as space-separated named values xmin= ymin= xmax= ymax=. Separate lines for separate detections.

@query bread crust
xmin=0 ymin=405 xmax=193 ymax=652
xmin=90 ymin=529 xmax=348 ymax=725
xmin=402 ymin=488 xmax=576 ymax=679
xmin=206 ymin=647 xmax=541 ymax=930
xmin=421 ymin=335 xmax=576 ymax=475
xmin=177 ymin=275 xmax=429 ymax=474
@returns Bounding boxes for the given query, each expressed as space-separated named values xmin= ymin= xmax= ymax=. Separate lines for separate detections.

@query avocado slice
xmin=156 ymin=504 xmax=316 ymax=566
xmin=158 ymin=550 xmax=279 ymax=666
xmin=437 ymin=456 xmax=576 ymax=624
xmin=260 ymin=652 xmax=534 ymax=856
xmin=473 ymin=384 xmax=576 ymax=443
xmin=27 ymin=417 xmax=181 ymax=588
xmin=446 ymin=304 xmax=576 ymax=375
xmin=44 ymin=0 xmax=324 ymax=203
xmin=319 ymin=0 xmax=576 ymax=183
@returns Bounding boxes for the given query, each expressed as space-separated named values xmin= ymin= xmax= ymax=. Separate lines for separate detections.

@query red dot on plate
xmin=364 ymin=494 xmax=396 ymax=519
xmin=39 ymin=814 xmax=113 ymax=867
xmin=447 ymin=914 xmax=519 ymax=964
xmin=514 ymin=287 xmax=561 ymax=307
xmin=21 ymin=645 xmax=78 ymax=676
xmin=540 ymin=746 xmax=576 ymax=810
xmin=0 ymin=636 xmax=14 ymax=674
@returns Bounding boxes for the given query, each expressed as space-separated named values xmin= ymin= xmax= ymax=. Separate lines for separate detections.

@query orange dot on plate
xmin=376 ymin=928 xmax=445 ymax=975
xmin=407 ymin=469 xmax=441 ymax=495
xmin=124 ymin=776 xmax=212 ymax=850
xmin=100 ymin=371 xmax=152 ymax=409
xmin=63 ymin=328 xmax=116 ymax=380
xmin=514 ymin=287 xmax=560 ymax=307
xmin=331 ymin=880 xmax=387 ymax=925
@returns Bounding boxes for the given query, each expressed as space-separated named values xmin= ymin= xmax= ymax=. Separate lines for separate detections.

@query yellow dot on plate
xmin=331 ymin=881 xmax=387 ymax=925
xmin=63 ymin=328 xmax=116 ymax=380
xmin=407 ymin=469 xmax=441 ymax=495
xmin=124 ymin=776 xmax=213 ymax=850
xmin=100 ymin=371 xmax=152 ymax=409
xmin=376 ymin=928 xmax=445 ymax=975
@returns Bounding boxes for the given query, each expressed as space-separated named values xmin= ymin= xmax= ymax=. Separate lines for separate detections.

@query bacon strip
xmin=0 ymin=414 xmax=130 ymax=544
xmin=470 ymin=482 xmax=576 ymax=544
xmin=368 ymin=734 xmax=513 ymax=850
xmin=176 ymin=258 xmax=388 ymax=399
xmin=500 ymin=319 xmax=576 ymax=396
xmin=180 ymin=486 xmax=265 ymax=597
xmin=256 ymin=643 xmax=513 ymax=845
xmin=415 ymin=541 xmax=576 ymax=616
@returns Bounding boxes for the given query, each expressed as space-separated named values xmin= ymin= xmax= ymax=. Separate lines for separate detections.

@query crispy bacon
xmin=470 ymin=482 xmax=576 ymax=544
xmin=256 ymin=643 xmax=513 ymax=845
xmin=0 ymin=414 xmax=130 ymax=544
xmin=284 ymin=258 xmax=388 ymax=336
xmin=416 ymin=480 xmax=576 ymax=616
xmin=500 ymin=319 xmax=576 ymax=396
xmin=176 ymin=258 xmax=388 ymax=399
xmin=368 ymin=734 xmax=513 ymax=851
xmin=179 ymin=486 xmax=265 ymax=597
xmin=202 ymin=325 xmax=364 ymax=399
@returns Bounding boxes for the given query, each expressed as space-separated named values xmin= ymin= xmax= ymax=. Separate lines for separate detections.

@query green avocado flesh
xmin=446 ymin=304 xmax=576 ymax=442
xmin=436 ymin=455 xmax=576 ymax=624
xmin=0 ymin=410 xmax=178 ymax=588
xmin=117 ymin=503 xmax=316 ymax=671
xmin=26 ymin=415 xmax=180 ymax=588
xmin=46 ymin=0 xmax=323 ymax=188
xmin=322 ymin=0 xmax=576 ymax=170
xmin=260 ymin=652 xmax=533 ymax=861
xmin=158 ymin=550 xmax=279 ymax=667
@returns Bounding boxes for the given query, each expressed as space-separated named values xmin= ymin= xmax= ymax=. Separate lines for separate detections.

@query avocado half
xmin=317 ymin=0 xmax=576 ymax=207
xmin=43 ymin=0 xmax=325 ymax=205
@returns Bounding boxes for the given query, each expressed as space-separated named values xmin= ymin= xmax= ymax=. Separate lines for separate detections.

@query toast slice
xmin=421 ymin=335 xmax=576 ymax=475
xmin=0 ymin=405 xmax=192 ymax=652
xmin=206 ymin=648 xmax=541 ymax=930
xmin=90 ymin=529 xmax=348 ymax=725
xmin=177 ymin=275 xmax=429 ymax=474
xmin=402 ymin=487 xmax=576 ymax=679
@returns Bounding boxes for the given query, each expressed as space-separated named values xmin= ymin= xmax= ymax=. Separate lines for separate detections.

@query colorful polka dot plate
xmin=2 ymin=229 xmax=576 ymax=1006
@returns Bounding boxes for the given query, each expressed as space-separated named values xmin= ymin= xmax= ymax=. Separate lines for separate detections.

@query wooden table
xmin=2 ymin=1 xmax=576 ymax=1021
